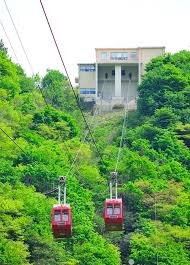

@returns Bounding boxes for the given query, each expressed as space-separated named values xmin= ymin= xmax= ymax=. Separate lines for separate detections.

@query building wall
xmin=97 ymin=65 xmax=138 ymax=101
xmin=98 ymin=80 xmax=114 ymax=99
xmin=121 ymin=81 xmax=138 ymax=102
xmin=139 ymin=47 xmax=165 ymax=75
xmin=96 ymin=48 xmax=138 ymax=64
xmin=121 ymin=65 xmax=138 ymax=81
xmin=140 ymin=47 xmax=165 ymax=63
xmin=96 ymin=47 xmax=165 ymax=65
xmin=79 ymin=71 xmax=96 ymax=88
xmin=79 ymin=64 xmax=96 ymax=87
xmin=98 ymin=66 xmax=115 ymax=81
xmin=98 ymin=66 xmax=114 ymax=99
xmin=78 ymin=64 xmax=96 ymax=98
xmin=78 ymin=47 xmax=165 ymax=105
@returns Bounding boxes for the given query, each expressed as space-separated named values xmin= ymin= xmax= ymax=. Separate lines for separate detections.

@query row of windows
xmin=101 ymin=52 xmax=137 ymax=60
xmin=111 ymin=70 xmax=128 ymax=76
xmin=111 ymin=52 xmax=128 ymax=60
xmin=54 ymin=210 xmax=69 ymax=222
xmin=104 ymin=71 xmax=132 ymax=79
xmin=107 ymin=204 xmax=121 ymax=215
xmin=80 ymin=88 xmax=96 ymax=95
xmin=80 ymin=65 xmax=95 ymax=72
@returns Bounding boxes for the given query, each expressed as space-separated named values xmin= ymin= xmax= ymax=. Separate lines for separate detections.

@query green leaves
xmin=0 ymin=51 xmax=20 ymax=97
xmin=153 ymin=108 xmax=178 ymax=128
xmin=138 ymin=51 xmax=190 ymax=118
xmin=33 ymin=106 xmax=79 ymax=140
xmin=130 ymin=231 xmax=190 ymax=265
xmin=73 ymin=235 xmax=120 ymax=265
xmin=42 ymin=69 xmax=78 ymax=113
xmin=0 ymin=48 xmax=122 ymax=265
xmin=0 ymin=43 xmax=190 ymax=265
xmin=0 ymin=236 xmax=30 ymax=265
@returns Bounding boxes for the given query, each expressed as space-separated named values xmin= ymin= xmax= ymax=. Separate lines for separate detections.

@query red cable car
xmin=104 ymin=198 xmax=123 ymax=231
xmin=52 ymin=204 xmax=72 ymax=238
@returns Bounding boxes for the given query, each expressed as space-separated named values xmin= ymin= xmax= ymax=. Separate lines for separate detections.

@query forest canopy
xmin=0 ymin=43 xmax=190 ymax=265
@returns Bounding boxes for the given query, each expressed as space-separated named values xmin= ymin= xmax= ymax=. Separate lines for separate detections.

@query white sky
xmin=0 ymin=0 xmax=190 ymax=84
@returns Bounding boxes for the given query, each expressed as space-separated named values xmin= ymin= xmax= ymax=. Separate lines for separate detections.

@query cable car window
xmin=54 ymin=210 xmax=61 ymax=221
xmin=114 ymin=204 xmax=120 ymax=214
xmin=107 ymin=204 xmax=113 ymax=215
xmin=105 ymin=73 xmax=108 ymax=79
xmin=62 ymin=210 xmax=69 ymax=222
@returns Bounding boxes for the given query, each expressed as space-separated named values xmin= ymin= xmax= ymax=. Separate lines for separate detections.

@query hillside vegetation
xmin=0 ymin=44 xmax=189 ymax=265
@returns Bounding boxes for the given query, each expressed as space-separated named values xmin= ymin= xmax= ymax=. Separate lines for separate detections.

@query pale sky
xmin=0 ymin=0 xmax=190 ymax=84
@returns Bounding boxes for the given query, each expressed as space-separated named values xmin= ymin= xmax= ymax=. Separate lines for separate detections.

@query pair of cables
xmin=0 ymin=0 xmax=102 ymax=163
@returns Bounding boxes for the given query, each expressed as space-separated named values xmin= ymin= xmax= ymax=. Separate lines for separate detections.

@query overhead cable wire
xmin=34 ymin=81 xmax=49 ymax=108
xmin=66 ymin=105 xmax=98 ymax=177
xmin=154 ymin=194 xmax=159 ymax=265
xmin=2 ymin=0 xmax=48 ymax=108
xmin=43 ymin=187 xmax=58 ymax=195
xmin=39 ymin=0 xmax=103 ymax=160
xmin=0 ymin=18 xmax=19 ymax=62
xmin=0 ymin=126 xmax=26 ymax=154
xmin=3 ymin=0 xmax=34 ymax=73
xmin=114 ymin=80 xmax=130 ymax=172
xmin=2 ymin=0 xmax=71 ymax=162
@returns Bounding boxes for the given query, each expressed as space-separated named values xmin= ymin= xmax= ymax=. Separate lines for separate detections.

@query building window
xmin=80 ymin=88 xmax=96 ymax=95
xmin=80 ymin=65 xmax=95 ymax=72
xmin=101 ymin=52 xmax=108 ymax=60
xmin=111 ymin=52 xmax=128 ymax=60
xmin=130 ymin=52 xmax=137 ymax=59
xmin=105 ymin=73 xmax=108 ymax=79
xmin=112 ymin=70 xmax=115 ymax=76
xmin=121 ymin=70 xmax=126 ymax=76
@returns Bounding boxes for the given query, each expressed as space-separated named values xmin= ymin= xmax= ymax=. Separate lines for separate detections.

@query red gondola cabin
xmin=52 ymin=204 xmax=72 ymax=238
xmin=104 ymin=198 xmax=123 ymax=231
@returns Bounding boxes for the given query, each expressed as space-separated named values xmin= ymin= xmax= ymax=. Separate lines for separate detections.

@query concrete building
xmin=77 ymin=47 xmax=165 ymax=111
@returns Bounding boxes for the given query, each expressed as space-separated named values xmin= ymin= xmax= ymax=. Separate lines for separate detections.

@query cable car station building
xmin=77 ymin=47 xmax=165 ymax=111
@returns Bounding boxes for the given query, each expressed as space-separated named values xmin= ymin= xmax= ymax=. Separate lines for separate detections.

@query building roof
xmin=95 ymin=47 xmax=165 ymax=50
xmin=77 ymin=63 xmax=95 ymax=65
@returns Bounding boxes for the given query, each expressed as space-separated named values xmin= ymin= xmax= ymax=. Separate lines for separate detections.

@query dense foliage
xmin=0 ymin=48 xmax=120 ymax=265
xmin=98 ymin=51 xmax=190 ymax=264
xmin=0 ymin=43 xmax=189 ymax=265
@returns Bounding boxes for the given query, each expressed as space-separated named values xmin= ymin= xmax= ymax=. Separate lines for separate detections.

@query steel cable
xmin=39 ymin=0 xmax=103 ymax=161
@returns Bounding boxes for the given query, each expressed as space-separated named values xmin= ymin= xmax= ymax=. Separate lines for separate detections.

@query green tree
xmin=153 ymin=107 xmax=178 ymax=128
xmin=0 ymin=39 xmax=7 ymax=54
xmin=138 ymin=51 xmax=190 ymax=117
xmin=42 ymin=69 xmax=77 ymax=112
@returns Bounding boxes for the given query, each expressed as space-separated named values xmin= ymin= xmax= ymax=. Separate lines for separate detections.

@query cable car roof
xmin=105 ymin=198 xmax=122 ymax=202
xmin=53 ymin=204 xmax=71 ymax=208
